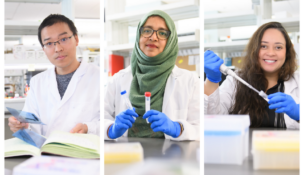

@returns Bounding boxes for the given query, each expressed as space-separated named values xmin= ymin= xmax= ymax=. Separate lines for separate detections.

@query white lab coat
xmin=204 ymin=72 xmax=300 ymax=129
xmin=104 ymin=66 xmax=200 ymax=141
xmin=24 ymin=61 xmax=100 ymax=137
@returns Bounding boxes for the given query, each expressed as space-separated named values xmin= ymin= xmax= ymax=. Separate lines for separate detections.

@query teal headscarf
xmin=128 ymin=10 xmax=178 ymax=138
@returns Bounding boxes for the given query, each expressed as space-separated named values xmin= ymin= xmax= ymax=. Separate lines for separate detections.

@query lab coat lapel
xmin=48 ymin=67 xmax=61 ymax=103
xmin=284 ymin=75 xmax=298 ymax=95
xmin=58 ymin=61 xmax=87 ymax=108
xmin=120 ymin=67 xmax=133 ymax=93
xmin=162 ymin=66 xmax=179 ymax=110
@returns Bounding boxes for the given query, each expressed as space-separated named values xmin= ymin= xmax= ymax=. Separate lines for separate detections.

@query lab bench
xmin=105 ymin=137 xmax=200 ymax=175
xmin=205 ymin=128 xmax=299 ymax=175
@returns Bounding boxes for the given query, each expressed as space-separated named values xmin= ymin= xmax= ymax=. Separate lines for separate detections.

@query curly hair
xmin=229 ymin=22 xmax=297 ymax=127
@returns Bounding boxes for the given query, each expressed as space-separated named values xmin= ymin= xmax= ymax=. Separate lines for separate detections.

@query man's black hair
xmin=38 ymin=14 xmax=78 ymax=47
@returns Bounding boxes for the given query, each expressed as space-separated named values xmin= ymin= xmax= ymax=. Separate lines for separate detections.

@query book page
xmin=5 ymin=138 xmax=40 ymax=157
xmin=42 ymin=131 xmax=100 ymax=151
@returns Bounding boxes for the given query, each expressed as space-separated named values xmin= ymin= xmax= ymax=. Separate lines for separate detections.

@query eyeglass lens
xmin=44 ymin=37 xmax=72 ymax=49
xmin=141 ymin=28 xmax=169 ymax=39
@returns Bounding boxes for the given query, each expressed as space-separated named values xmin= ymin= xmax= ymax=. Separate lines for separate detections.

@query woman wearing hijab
xmin=104 ymin=10 xmax=200 ymax=141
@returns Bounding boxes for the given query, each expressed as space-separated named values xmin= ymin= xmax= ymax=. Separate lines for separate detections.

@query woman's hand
xmin=108 ymin=108 xmax=138 ymax=139
xmin=143 ymin=110 xmax=181 ymax=138
xmin=268 ymin=92 xmax=299 ymax=121
xmin=204 ymin=50 xmax=224 ymax=83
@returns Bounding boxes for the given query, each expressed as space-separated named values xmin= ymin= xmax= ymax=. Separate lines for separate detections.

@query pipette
xmin=219 ymin=64 xmax=269 ymax=102
xmin=121 ymin=90 xmax=136 ymax=120
xmin=145 ymin=92 xmax=151 ymax=123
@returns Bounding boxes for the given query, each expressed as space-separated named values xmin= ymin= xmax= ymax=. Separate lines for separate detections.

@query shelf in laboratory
xmin=5 ymin=75 xmax=23 ymax=77
xmin=204 ymin=10 xmax=257 ymax=29
xmin=5 ymin=54 xmax=51 ymax=65
xmin=106 ymin=0 xmax=199 ymax=26
xmin=262 ymin=17 xmax=299 ymax=32
xmin=204 ymin=40 xmax=248 ymax=52
xmin=5 ymin=64 xmax=53 ymax=70
xmin=5 ymin=21 xmax=41 ymax=35
xmin=5 ymin=98 xmax=26 ymax=103
xmin=107 ymin=35 xmax=199 ymax=52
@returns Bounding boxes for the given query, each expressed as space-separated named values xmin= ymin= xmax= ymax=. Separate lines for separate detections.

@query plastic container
xmin=104 ymin=142 xmax=143 ymax=164
xmin=24 ymin=84 xmax=30 ymax=97
xmin=224 ymin=57 xmax=232 ymax=66
xmin=252 ymin=131 xmax=299 ymax=170
xmin=204 ymin=115 xmax=250 ymax=165
xmin=121 ymin=90 xmax=136 ymax=120
xmin=145 ymin=92 xmax=151 ymax=123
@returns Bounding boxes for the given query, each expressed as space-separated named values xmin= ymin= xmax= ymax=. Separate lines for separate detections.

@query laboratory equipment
xmin=204 ymin=115 xmax=250 ymax=165
xmin=13 ymin=156 xmax=100 ymax=175
xmin=105 ymin=142 xmax=143 ymax=163
xmin=204 ymin=50 xmax=269 ymax=102
xmin=121 ymin=90 xmax=136 ymax=120
xmin=252 ymin=131 xmax=299 ymax=170
xmin=145 ymin=92 xmax=151 ymax=123
xmin=220 ymin=64 xmax=269 ymax=102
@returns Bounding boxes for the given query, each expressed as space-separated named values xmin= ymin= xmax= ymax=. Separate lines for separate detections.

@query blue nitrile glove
xmin=143 ymin=110 xmax=181 ymax=138
xmin=108 ymin=108 xmax=138 ymax=139
xmin=204 ymin=50 xmax=224 ymax=83
xmin=268 ymin=92 xmax=300 ymax=121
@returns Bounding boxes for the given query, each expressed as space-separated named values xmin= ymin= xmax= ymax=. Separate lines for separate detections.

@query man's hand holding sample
xmin=8 ymin=117 xmax=29 ymax=133
xmin=143 ymin=110 xmax=181 ymax=138
xmin=108 ymin=108 xmax=138 ymax=139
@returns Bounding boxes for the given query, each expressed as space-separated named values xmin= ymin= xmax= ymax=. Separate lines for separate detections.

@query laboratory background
xmin=204 ymin=0 xmax=299 ymax=174
xmin=104 ymin=0 xmax=200 ymax=174
xmin=4 ymin=0 xmax=100 ymax=139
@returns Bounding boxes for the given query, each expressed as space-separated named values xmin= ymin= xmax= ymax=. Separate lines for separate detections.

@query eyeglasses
xmin=140 ymin=27 xmax=171 ymax=40
xmin=43 ymin=35 xmax=74 ymax=49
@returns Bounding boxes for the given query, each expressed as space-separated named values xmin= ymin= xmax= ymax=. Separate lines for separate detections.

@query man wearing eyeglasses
xmin=8 ymin=14 xmax=100 ymax=137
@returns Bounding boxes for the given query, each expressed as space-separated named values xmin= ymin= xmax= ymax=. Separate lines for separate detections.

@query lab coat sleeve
xmin=205 ymin=75 xmax=236 ymax=115
xmin=104 ymin=77 xmax=116 ymax=140
xmin=169 ymin=75 xmax=200 ymax=141
xmin=83 ymin=111 xmax=100 ymax=136
xmin=83 ymin=82 xmax=100 ymax=136
xmin=22 ymin=77 xmax=42 ymax=135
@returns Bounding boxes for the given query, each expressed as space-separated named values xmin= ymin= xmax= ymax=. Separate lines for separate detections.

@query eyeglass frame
xmin=43 ymin=35 xmax=74 ymax=49
xmin=139 ymin=27 xmax=171 ymax=40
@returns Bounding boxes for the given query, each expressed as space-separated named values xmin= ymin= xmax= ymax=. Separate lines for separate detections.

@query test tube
xmin=145 ymin=92 xmax=151 ymax=123
xmin=121 ymin=90 xmax=136 ymax=120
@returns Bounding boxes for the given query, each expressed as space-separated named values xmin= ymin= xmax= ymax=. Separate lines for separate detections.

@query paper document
xmin=13 ymin=156 xmax=100 ymax=175
xmin=13 ymin=129 xmax=47 ymax=148
xmin=6 ymin=107 xmax=45 ymax=125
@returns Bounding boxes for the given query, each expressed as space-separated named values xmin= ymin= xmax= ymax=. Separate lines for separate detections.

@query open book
xmin=5 ymin=131 xmax=100 ymax=159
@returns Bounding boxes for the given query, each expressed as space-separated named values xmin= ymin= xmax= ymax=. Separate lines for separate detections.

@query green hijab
xmin=128 ymin=10 xmax=178 ymax=138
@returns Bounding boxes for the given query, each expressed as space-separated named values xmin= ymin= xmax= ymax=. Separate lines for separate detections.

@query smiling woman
xmin=104 ymin=10 xmax=200 ymax=141
xmin=204 ymin=22 xmax=299 ymax=129
xmin=139 ymin=16 xmax=169 ymax=57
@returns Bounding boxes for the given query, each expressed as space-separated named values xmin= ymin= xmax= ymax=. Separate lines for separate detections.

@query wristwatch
xmin=178 ymin=122 xmax=184 ymax=136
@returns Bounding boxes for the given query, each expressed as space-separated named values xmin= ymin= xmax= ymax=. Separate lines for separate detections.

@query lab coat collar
xmin=284 ymin=74 xmax=298 ymax=94
xmin=170 ymin=65 xmax=183 ymax=78
xmin=48 ymin=61 xmax=88 ymax=107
